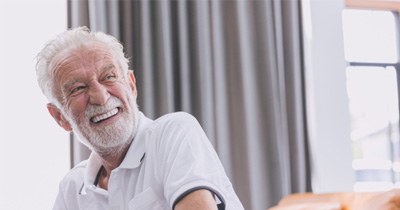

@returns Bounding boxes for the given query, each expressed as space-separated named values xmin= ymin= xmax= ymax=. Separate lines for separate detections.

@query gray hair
xmin=35 ymin=26 xmax=129 ymax=107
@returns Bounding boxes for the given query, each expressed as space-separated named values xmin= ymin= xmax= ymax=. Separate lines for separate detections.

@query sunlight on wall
xmin=302 ymin=0 xmax=355 ymax=192
xmin=0 ymin=1 xmax=69 ymax=209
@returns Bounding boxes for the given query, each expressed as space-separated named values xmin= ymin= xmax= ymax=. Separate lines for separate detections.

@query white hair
xmin=35 ymin=26 xmax=130 ymax=107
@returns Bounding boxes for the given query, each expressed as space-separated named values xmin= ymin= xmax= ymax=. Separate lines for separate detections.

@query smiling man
xmin=36 ymin=27 xmax=243 ymax=210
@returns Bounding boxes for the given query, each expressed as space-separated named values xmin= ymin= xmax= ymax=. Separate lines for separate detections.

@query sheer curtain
xmin=68 ymin=0 xmax=311 ymax=208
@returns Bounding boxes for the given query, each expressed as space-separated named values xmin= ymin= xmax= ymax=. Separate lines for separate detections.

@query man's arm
xmin=174 ymin=189 xmax=218 ymax=210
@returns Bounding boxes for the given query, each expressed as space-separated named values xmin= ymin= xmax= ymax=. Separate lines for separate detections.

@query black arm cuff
xmin=172 ymin=186 xmax=226 ymax=210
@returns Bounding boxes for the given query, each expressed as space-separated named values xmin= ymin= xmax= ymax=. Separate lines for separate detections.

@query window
xmin=342 ymin=8 xmax=400 ymax=191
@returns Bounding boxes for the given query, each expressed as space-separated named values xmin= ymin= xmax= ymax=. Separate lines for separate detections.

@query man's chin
xmin=73 ymin=112 xmax=137 ymax=155
xmin=85 ymin=139 xmax=131 ymax=155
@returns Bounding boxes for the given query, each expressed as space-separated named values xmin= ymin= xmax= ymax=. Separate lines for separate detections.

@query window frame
xmin=346 ymin=0 xmax=400 ymax=11
xmin=344 ymin=1 xmax=400 ymax=190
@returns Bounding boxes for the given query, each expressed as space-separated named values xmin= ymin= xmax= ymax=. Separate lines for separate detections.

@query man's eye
xmin=71 ymin=86 xmax=86 ymax=94
xmin=104 ymin=74 xmax=116 ymax=81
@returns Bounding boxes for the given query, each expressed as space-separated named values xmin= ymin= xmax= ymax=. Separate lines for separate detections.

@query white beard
xmin=63 ymin=93 xmax=139 ymax=156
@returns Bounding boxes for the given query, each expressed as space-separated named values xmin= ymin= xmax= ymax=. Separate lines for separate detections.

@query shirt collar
xmin=83 ymin=152 xmax=103 ymax=191
xmin=82 ymin=112 xmax=153 ymax=192
xmin=119 ymin=112 xmax=153 ymax=169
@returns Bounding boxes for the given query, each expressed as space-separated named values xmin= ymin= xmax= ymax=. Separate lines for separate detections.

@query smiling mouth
xmin=90 ymin=108 xmax=120 ymax=124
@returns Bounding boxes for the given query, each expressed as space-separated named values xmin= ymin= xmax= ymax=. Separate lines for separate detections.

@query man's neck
xmin=95 ymin=143 xmax=131 ymax=190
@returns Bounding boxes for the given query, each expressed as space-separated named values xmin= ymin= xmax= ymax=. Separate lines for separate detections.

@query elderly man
xmin=36 ymin=27 xmax=243 ymax=210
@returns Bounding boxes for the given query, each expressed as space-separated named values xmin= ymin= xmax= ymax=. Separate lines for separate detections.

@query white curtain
xmin=68 ymin=0 xmax=311 ymax=209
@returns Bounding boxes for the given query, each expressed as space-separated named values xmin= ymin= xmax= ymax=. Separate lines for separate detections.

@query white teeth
xmin=91 ymin=108 xmax=119 ymax=123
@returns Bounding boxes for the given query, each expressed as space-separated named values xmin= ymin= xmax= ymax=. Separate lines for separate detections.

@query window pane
xmin=342 ymin=9 xmax=398 ymax=63
xmin=346 ymin=66 xmax=400 ymax=191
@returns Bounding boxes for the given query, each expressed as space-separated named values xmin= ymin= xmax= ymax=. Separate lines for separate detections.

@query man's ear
xmin=47 ymin=103 xmax=72 ymax=131
xmin=128 ymin=70 xmax=137 ymax=96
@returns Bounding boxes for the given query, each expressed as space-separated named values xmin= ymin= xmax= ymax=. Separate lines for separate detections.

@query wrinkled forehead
xmin=50 ymin=42 xmax=117 ymax=73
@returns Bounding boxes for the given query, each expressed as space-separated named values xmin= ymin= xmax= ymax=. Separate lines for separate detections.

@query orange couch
xmin=269 ymin=190 xmax=400 ymax=210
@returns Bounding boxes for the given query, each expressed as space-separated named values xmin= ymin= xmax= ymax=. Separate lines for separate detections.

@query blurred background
xmin=1 ymin=0 xmax=400 ymax=209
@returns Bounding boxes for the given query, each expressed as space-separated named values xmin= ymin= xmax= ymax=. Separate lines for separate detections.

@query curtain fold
xmin=68 ymin=0 xmax=311 ymax=208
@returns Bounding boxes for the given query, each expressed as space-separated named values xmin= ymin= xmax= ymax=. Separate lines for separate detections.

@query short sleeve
xmin=152 ymin=113 xmax=229 ymax=209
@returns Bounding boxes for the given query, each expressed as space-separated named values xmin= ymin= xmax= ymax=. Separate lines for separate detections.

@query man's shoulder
xmin=59 ymin=160 xmax=87 ymax=186
xmin=145 ymin=112 xmax=207 ymax=153
xmin=153 ymin=111 xmax=200 ymax=129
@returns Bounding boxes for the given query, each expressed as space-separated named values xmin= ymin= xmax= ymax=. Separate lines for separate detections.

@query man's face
xmin=50 ymin=43 xmax=139 ymax=154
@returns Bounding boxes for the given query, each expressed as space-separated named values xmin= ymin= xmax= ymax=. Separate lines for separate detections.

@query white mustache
xmin=85 ymin=96 xmax=123 ymax=119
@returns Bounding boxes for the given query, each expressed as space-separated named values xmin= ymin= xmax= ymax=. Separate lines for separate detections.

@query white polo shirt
xmin=52 ymin=112 xmax=244 ymax=210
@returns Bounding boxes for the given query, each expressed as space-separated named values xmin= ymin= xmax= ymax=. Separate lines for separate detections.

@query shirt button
xmin=111 ymin=206 xmax=119 ymax=210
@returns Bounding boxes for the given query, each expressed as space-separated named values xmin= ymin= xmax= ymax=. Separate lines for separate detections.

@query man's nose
xmin=88 ymin=82 xmax=110 ymax=105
